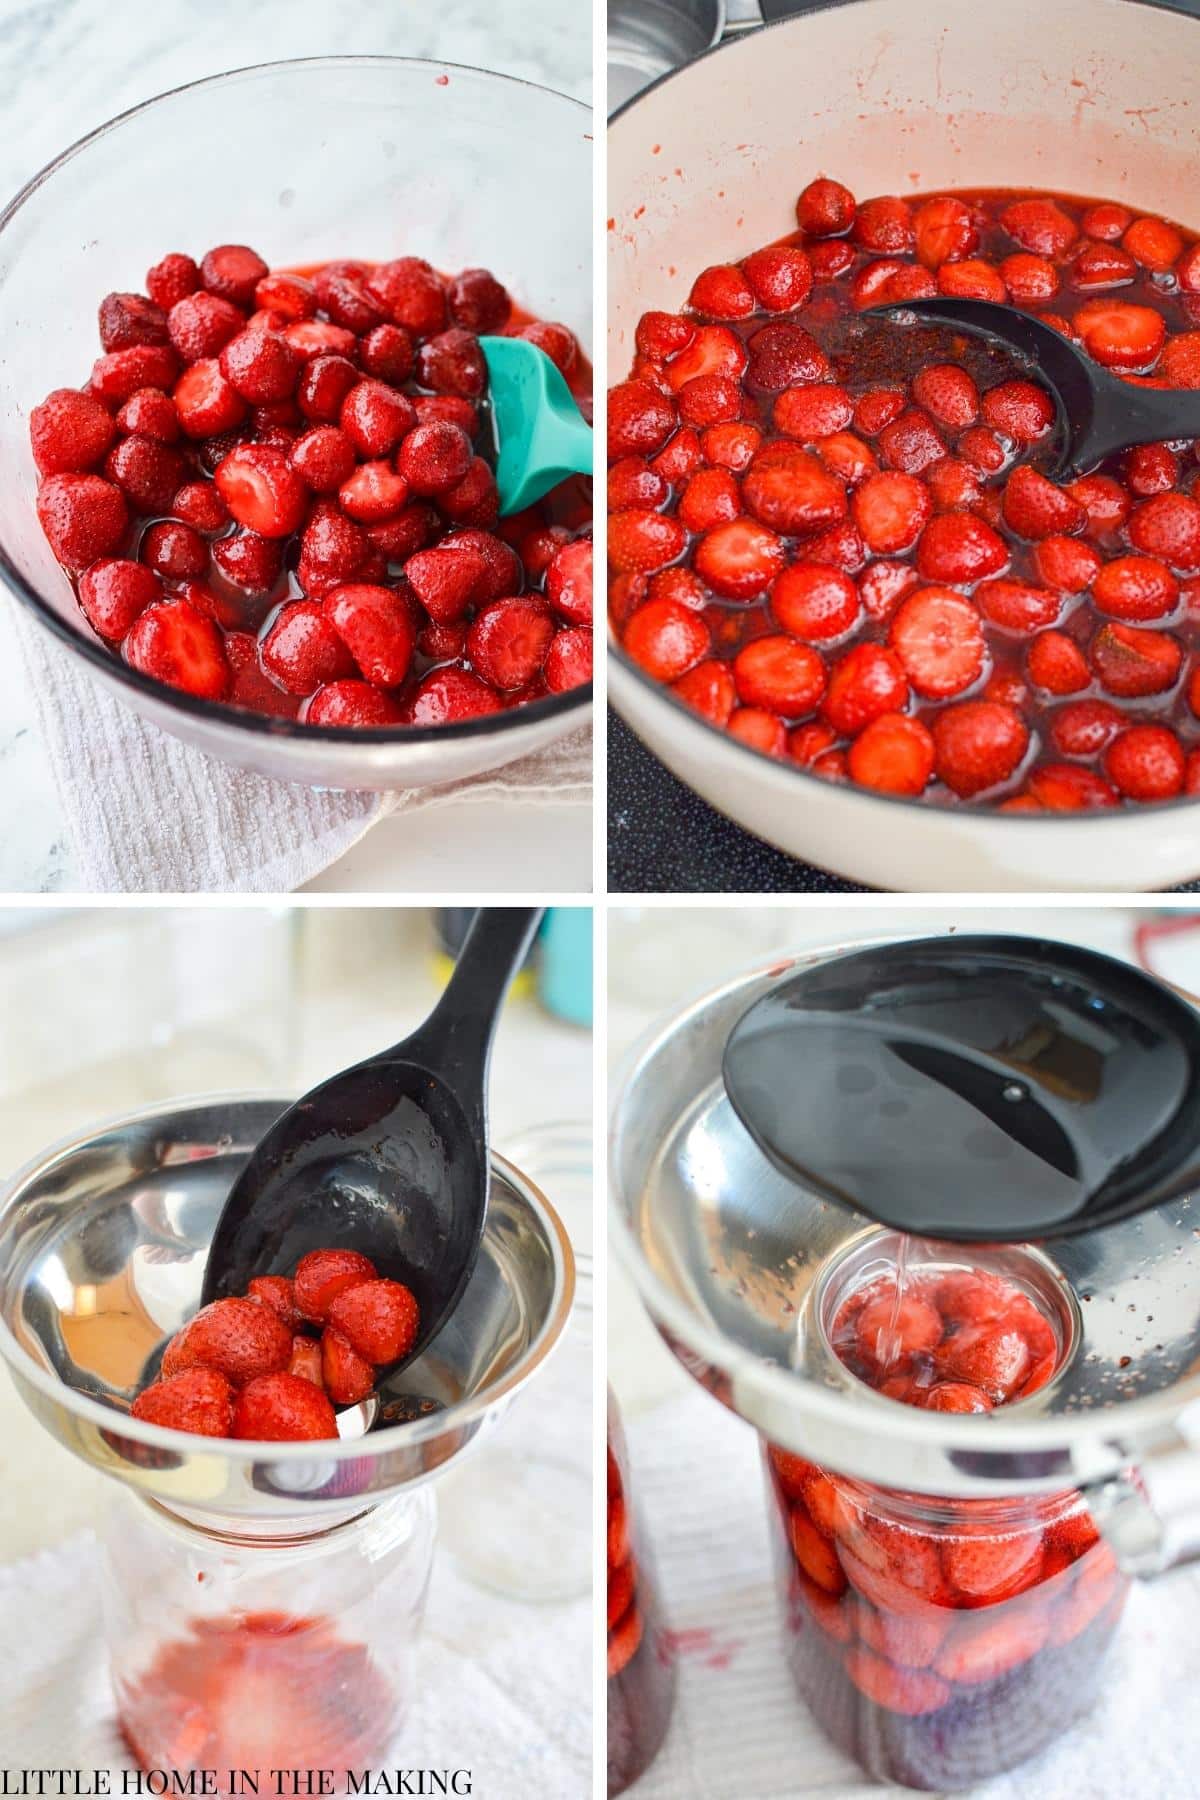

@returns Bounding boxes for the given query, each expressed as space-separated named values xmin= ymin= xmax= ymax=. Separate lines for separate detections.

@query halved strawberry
xmin=1001 ymin=197 xmax=1078 ymax=256
xmin=822 ymin=643 xmax=909 ymax=735
xmin=124 ymin=598 xmax=231 ymax=701
xmin=889 ymin=587 xmax=986 ymax=699
xmin=934 ymin=1607 xmax=1049 ymax=1683
xmin=1090 ymin=622 xmax=1182 ymax=696
xmin=855 ymin=1602 xmax=951 ymax=1669
xmin=693 ymin=517 xmax=785 ymax=599
xmin=1093 ymin=554 xmax=1179 ymax=620
xmin=944 ymin=1529 xmax=1044 ymax=1604
xmin=918 ymin=1381 xmax=993 ymax=1413
xmin=852 ymin=471 xmax=931 ymax=554
xmin=321 ymin=1327 xmax=375 ymax=1406
xmin=404 ymin=545 xmax=488 ymax=620
xmin=1002 ymin=466 xmax=1086 ymax=539
xmin=607 ymin=1603 xmax=643 ymax=1678
xmin=976 ymin=577 xmax=1064 ymax=633
xmin=743 ymin=446 xmax=846 ymax=536
xmin=770 ymin=562 xmax=859 ymax=641
xmin=1026 ymin=631 xmax=1090 ymax=695
xmin=214 ymin=444 xmax=307 ymax=537
xmin=911 ymin=363 xmax=979 ymax=430
xmin=664 ymin=324 xmax=748 ymax=391
xmin=1103 ymin=723 xmax=1185 ymax=800
xmin=247 ymin=1276 xmax=300 ymax=1330
xmin=790 ymin=1504 xmax=847 ymax=1595
xmin=1032 ymin=534 xmax=1101 ymax=592
xmin=934 ymin=1320 xmax=1031 ymax=1399
xmin=623 ymin=596 xmax=709 ymax=681
xmin=847 ymin=712 xmax=935 ymax=797
xmin=733 ymin=635 xmax=826 ymax=716
xmin=1048 ymin=697 xmax=1126 ymax=757
xmin=324 ymin=583 xmax=416 ymax=688
xmin=608 ymin=508 xmax=688 ymax=576
xmin=774 ymin=382 xmax=853 ymax=440
xmin=1128 ymin=492 xmax=1200 ymax=571
xmin=938 ymin=260 xmax=1008 ymax=303
xmin=1074 ymin=298 xmax=1166 ymax=370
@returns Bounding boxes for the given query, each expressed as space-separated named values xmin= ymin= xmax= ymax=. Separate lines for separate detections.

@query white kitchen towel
xmin=624 ymin=1385 xmax=1199 ymax=1800
xmin=0 ymin=1525 xmax=589 ymax=1797
xmin=8 ymin=599 xmax=591 ymax=894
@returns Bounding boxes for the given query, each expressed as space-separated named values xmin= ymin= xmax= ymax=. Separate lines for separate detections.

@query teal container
xmin=538 ymin=908 xmax=592 ymax=1027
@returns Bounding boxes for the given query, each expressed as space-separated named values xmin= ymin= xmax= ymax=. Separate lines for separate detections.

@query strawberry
xmin=1071 ymin=240 xmax=1138 ymax=289
xmin=792 ymin=1570 xmax=854 ymax=1641
xmin=1074 ymin=298 xmax=1166 ymax=370
xmin=774 ymin=382 xmax=853 ymax=440
xmin=790 ymin=1504 xmax=847 ymax=1595
xmin=944 ymin=1529 xmax=1044 ymax=1604
xmin=1160 ymin=331 xmax=1200 ymax=387
xmin=543 ymin=627 xmax=592 ymax=693
xmin=131 ymin=1367 xmax=234 ymax=1437
xmin=339 ymin=380 xmax=416 ymax=458
xmin=789 ymin=720 xmax=838 ymax=765
xmin=1124 ymin=215 xmax=1183 ymax=271
xmin=1082 ymin=201 xmax=1132 ymax=240
xmin=1032 ymin=534 xmax=1101 ymax=592
xmin=161 ymin=1296 xmax=292 ymax=1386
xmin=30 ymin=388 xmax=116 ymax=476
xmin=608 ymin=507 xmax=688 ymax=576
xmin=859 ymin=558 xmax=920 ymax=624
xmin=742 ymin=245 xmax=813 ymax=312
xmin=855 ymin=1602 xmax=950 ymax=1668
xmin=980 ymin=380 xmax=1055 ymax=443
xmin=293 ymin=1248 xmax=378 ymax=1323
xmin=1090 ymin=621 xmax=1182 ymax=696
xmin=305 ymin=681 xmax=404 ymax=727
xmin=911 ymin=364 xmax=979 ymax=430
xmin=1103 ymin=723 xmax=1185 ymax=800
xmin=36 ymin=472 xmax=128 ymax=569
xmin=261 ymin=600 xmax=354 ymax=695
xmin=232 ymin=1371 xmax=338 ymax=1442
xmin=853 ymin=195 xmax=914 ymax=254
xmin=1000 ymin=253 xmax=1060 ymax=301
xmin=545 ymin=537 xmax=593 ymax=626
xmin=1044 ymin=1508 xmax=1101 ymax=1565
xmin=324 ymin=583 xmax=416 ymax=688
xmin=623 ymin=596 xmax=709 ymax=681
xmin=607 ymin=380 xmax=677 ymax=458
xmin=732 ymin=635 xmax=826 ymax=715
xmin=848 ymin=712 xmax=935 ymax=796
xmin=693 ymin=517 xmax=785 ymax=599
xmin=855 ymin=1287 xmax=943 ymax=1366
xmin=796 ymin=177 xmax=857 ymax=237
xmin=688 ymin=262 xmax=755 ymax=319
xmin=1001 ymin=197 xmax=1078 ymax=256
xmin=288 ymin=1335 xmax=324 ymax=1387
xmin=124 ymin=598 xmax=231 ymax=700
xmin=770 ymin=563 xmax=859 ymax=641
xmin=608 ymin=1493 xmax=630 ymax=1568
xmin=935 ymin=1608 xmax=1049 ymax=1683
xmin=607 ymin=1603 xmax=643 ymax=1678
xmin=743 ymin=447 xmax=847 ymax=535
xmin=1048 ymin=697 xmax=1125 ymax=758
xmin=822 ymin=643 xmax=909 ymax=735
xmin=728 ymin=708 xmax=787 ymax=756
xmin=146 ymin=252 xmax=201 ymax=311
xmin=744 ymin=321 xmax=830 ymax=391
xmin=1049 ymin=1556 xmax=1123 ymax=1647
xmin=214 ymin=444 xmax=307 ymax=537
xmin=912 ymin=195 xmax=978 ymax=269
xmin=673 ymin=658 xmax=736 ymax=726
xmin=852 ymin=471 xmax=931 ymax=553
xmin=1128 ymin=492 xmax=1200 ymax=570
xmin=768 ymin=1445 xmax=814 ymax=1501
xmin=1002 ymin=465 xmax=1086 ymax=539
xmin=677 ymin=466 xmax=740 ymax=532
xmin=934 ymin=1320 xmax=1031 ymax=1399
xmin=916 ymin=513 xmax=1008 ymax=584
xmin=933 ymin=700 xmax=1029 ymax=797
xmin=247 ymin=1276 xmax=300 ymax=1330
xmin=636 ymin=310 xmax=694 ymax=360
xmin=403 ymin=544 xmax=488 ymax=620
xmin=219 ymin=327 xmax=301 ymax=404
xmin=976 ymin=577 xmax=1064 ymax=633
xmin=889 ymin=587 xmax=986 ymax=699
xmin=702 ymin=420 xmax=762 ymax=471
xmin=201 ymin=243 xmax=269 ymax=307
xmin=1093 ymin=553 xmax=1178 ymax=621
xmin=321 ymin=1328 xmax=375 ymax=1406
xmin=1029 ymin=763 xmax=1122 ymax=813
xmin=326 ymin=1278 xmax=419 ymax=1366
xmin=664 ymin=323 xmax=747 ymax=391
xmin=918 ymin=1381 xmax=993 ymax=1413
xmin=77 ymin=558 xmax=160 ymax=639
xmin=1026 ymin=631 xmax=1089 ymax=695
xmin=877 ymin=409 xmax=946 ymax=475
xmin=843 ymin=1646 xmax=950 ymax=1716
xmin=405 ymin=666 xmax=502 ymax=724
xmin=607 ymin=1557 xmax=636 ymax=1632
xmin=289 ymin=424 xmax=357 ymax=493
xmin=937 ymin=259 xmax=1008 ymax=303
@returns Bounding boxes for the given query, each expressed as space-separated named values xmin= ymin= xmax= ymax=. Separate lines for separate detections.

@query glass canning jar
xmin=98 ymin=1488 xmax=436 ymax=1784
xmin=607 ymin=1389 xmax=676 ymax=1796
xmin=762 ymin=1443 xmax=1129 ymax=1791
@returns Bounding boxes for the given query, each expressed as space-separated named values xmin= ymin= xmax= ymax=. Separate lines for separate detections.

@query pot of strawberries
xmin=609 ymin=937 xmax=1200 ymax=1788
xmin=608 ymin=0 xmax=1200 ymax=890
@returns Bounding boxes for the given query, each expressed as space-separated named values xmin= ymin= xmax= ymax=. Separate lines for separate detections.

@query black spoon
xmin=200 ymin=907 xmax=542 ymax=1379
xmin=722 ymin=935 xmax=1200 ymax=1242
xmin=868 ymin=297 xmax=1200 ymax=478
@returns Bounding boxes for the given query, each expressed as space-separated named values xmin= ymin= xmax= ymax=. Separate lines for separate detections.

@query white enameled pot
xmin=608 ymin=0 xmax=1200 ymax=890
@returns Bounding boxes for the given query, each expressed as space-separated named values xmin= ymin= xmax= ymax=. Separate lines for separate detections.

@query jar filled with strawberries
xmin=762 ymin=1253 xmax=1128 ymax=1788
xmin=608 ymin=1389 xmax=676 ymax=1796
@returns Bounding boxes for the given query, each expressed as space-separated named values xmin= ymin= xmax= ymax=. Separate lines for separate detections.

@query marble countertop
xmin=0 ymin=0 xmax=591 ymax=892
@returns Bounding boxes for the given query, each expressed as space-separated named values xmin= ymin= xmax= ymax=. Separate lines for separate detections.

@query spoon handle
xmin=1079 ymin=378 xmax=1200 ymax=472
xmin=417 ymin=906 xmax=544 ymax=1077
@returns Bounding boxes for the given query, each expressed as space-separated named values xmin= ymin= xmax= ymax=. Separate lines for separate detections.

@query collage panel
xmin=0 ymin=0 xmax=593 ymax=896
xmin=606 ymin=1 xmax=1200 ymax=893
xmin=0 ymin=903 xmax=592 ymax=1791
xmin=607 ymin=902 xmax=1200 ymax=1796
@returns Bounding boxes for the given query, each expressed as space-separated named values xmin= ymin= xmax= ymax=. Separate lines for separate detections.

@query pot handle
xmin=1086 ymin=1399 xmax=1200 ymax=1577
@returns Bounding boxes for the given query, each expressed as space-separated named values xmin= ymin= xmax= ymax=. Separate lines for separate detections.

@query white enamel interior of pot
xmin=608 ymin=0 xmax=1200 ymax=891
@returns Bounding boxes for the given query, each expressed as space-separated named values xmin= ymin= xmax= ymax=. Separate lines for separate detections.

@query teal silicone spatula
xmin=480 ymin=335 xmax=593 ymax=514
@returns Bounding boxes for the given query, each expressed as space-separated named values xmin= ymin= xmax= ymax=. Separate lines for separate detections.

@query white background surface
xmin=0 ymin=905 xmax=593 ymax=1792
xmin=608 ymin=901 xmax=1200 ymax=1798
xmin=0 ymin=0 xmax=592 ymax=893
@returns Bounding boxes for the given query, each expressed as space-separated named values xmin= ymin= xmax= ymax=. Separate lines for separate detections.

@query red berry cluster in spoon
xmin=610 ymin=179 xmax=1200 ymax=806
xmin=131 ymin=1248 xmax=419 ymax=1442
xmin=32 ymin=245 xmax=592 ymax=724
